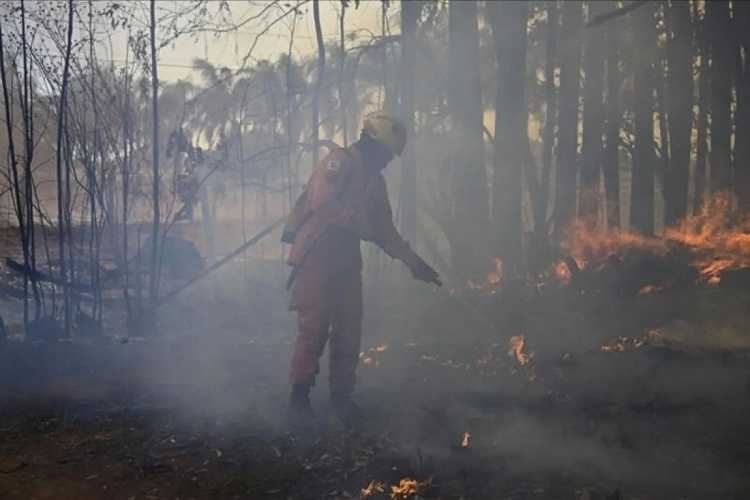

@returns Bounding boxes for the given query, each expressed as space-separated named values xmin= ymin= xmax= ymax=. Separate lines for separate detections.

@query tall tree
xmin=630 ymin=1 xmax=657 ymax=235
xmin=707 ymin=0 xmax=733 ymax=193
xmin=554 ymin=0 xmax=583 ymax=238
xmin=149 ymin=0 xmax=160 ymax=302
xmin=735 ymin=0 xmax=750 ymax=210
xmin=399 ymin=0 xmax=419 ymax=244
xmin=57 ymin=0 xmax=75 ymax=337
xmin=695 ymin=1 xmax=709 ymax=211
xmin=488 ymin=0 xmax=527 ymax=277
xmin=312 ymin=0 xmax=325 ymax=168
xmin=540 ymin=0 xmax=559 ymax=237
xmin=448 ymin=0 xmax=489 ymax=280
xmin=579 ymin=0 xmax=607 ymax=221
xmin=603 ymin=0 xmax=621 ymax=229
xmin=664 ymin=0 xmax=693 ymax=225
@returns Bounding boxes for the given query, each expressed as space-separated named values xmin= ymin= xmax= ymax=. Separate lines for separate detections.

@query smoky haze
xmin=1 ymin=1 xmax=750 ymax=499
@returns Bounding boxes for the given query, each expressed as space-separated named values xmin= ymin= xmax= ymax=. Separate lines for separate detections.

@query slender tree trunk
xmin=735 ymin=0 xmax=750 ymax=210
xmin=695 ymin=2 xmax=709 ymax=212
xmin=664 ymin=0 xmax=692 ymax=224
xmin=539 ymin=0 xmax=559 ymax=239
xmin=448 ymin=0 xmax=490 ymax=281
xmin=554 ymin=0 xmax=583 ymax=239
xmin=57 ymin=0 xmax=74 ymax=337
xmin=312 ymin=0 xmax=325 ymax=169
xmin=0 ymin=18 xmax=32 ymax=331
xmin=707 ymin=0 xmax=733 ymax=193
xmin=488 ymin=0 xmax=527 ymax=277
xmin=149 ymin=0 xmax=160 ymax=303
xmin=603 ymin=0 xmax=621 ymax=230
xmin=399 ymin=0 xmax=419 ymax=244
xmin=631 ymin=1 xmax=657 ymax=235
xmin=579 ymin=0 xmax=607 ymax=221
xmin=338 ymin=3 xmax=348 ymax=148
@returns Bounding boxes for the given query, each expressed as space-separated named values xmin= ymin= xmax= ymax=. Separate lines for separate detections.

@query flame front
xmin=560 ymin=192 xmax=750 ymax=283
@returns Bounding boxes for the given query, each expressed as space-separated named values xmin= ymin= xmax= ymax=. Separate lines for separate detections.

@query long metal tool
xmin=156 ymin=216 xmax=286 ymax=307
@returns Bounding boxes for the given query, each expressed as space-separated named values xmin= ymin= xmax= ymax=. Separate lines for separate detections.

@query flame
xmin=560 ymin=192 xmax=750 ymax=284
xmin=461 ymin=431 xmax=470 ymax=448
xmin=390 ymin=478 xmax=431 ymax=499
xmin=554 ymin=260 xmax=572 ymax=284
xmin=361 ymin=480 xmax=385 ymax=498
xmin=508 ymin=335 xmax=531 ymax=365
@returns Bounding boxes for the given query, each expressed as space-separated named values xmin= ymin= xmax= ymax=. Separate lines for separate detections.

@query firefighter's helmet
xmin=362 ymin=112 xmax=407 ymax=156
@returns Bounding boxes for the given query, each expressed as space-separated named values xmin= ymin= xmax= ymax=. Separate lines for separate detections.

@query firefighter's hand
xmin=409 ymin=255 xmax=442 ymax=286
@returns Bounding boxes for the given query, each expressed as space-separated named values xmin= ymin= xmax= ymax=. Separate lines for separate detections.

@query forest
xmin=1 ymin=1 xmax=750 ymax=499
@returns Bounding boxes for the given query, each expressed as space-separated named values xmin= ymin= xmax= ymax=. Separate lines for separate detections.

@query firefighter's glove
xmin=409 ymin=255 xmax=442 ymax=287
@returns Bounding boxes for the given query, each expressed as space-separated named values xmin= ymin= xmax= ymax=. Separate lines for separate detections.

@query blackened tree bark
xmin=665 ymin=0 xmax=692 ymax=224
xmin=488 ymin=0 xmax=527 ymax=277
xmin=631 ymin=1 xmax=657 ymax=235
xmin=448 ymin=0 xmax=490 ymax=281
xmin=554 ymin=0 xmax=583 ymax=239
xmin=604 ymin=0 xmax=621 ymax=230
xmin=733 ymin=1 xmax=750 ymax=210
xmin=399 ymin=0 xmax=419 ymax=244
xmin=707 ymin=0 xmax=732 ymax=192
xmin=579 ymin=0 xmax=607 ymax=221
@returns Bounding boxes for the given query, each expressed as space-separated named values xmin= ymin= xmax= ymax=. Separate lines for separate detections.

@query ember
xmin=361 ymin=480 xmax=385 ymax=498
xmin=461 ymin=431 xmax=470 ymax=448
xmin=508 ymin=335 xmax=532 ymax=365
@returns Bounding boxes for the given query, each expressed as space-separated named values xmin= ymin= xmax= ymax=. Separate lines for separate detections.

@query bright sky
xmin=102 ymin=0 xmax=391 ymax=82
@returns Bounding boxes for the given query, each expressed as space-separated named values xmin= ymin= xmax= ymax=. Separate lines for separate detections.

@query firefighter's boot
xmin=287 ymin=384 xmax=314 ymax=430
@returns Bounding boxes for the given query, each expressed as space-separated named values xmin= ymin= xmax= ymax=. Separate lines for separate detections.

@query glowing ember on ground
xmin=554 ymin=260 xmax=572 ymax=284
xmin=390 ymin=478 xmax=431 ymax=499
xmin=508 ymin=335 xmax=531 ymax=365
xmin=637 ymin=284 xmax=664 ymax=295
xmin=361 ymin=480 xmax=385 ymax=498
xmin=461 ymin=431 xmax=471 ymax=448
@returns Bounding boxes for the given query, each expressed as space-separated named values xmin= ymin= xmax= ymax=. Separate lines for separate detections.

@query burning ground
xmin=2 ymin=202 xmax=750 ymax=500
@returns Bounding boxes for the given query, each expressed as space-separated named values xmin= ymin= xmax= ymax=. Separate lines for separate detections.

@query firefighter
xmin=283 ymin=112 xmax=441 ymax=426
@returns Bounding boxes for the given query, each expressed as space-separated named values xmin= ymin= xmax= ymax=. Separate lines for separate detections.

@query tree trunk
xmin=695 ymin=1 xmax=708 ymax=212
xmin=554 ymin=0 xmax=583 ymax=239
xmin=488 ymin=0 xmax=527 ymax=277
xmin=312 ymin=0 xmax=325 ymax=169
xmin=664 ymin=0 xmax=692 ymax=225
xmin=603 ymin=0 xmax=621 ymax=230
xmin=631 ymin=1 xmax=657 ymax=235
xmin=733 ymin=0 xmax=750 ymax=210
xmin=540 ymin=0 xmax=559 ymax=237
xmin=707 ymin=0 xmax=732 ymax=193
xmin=399 ymin=0 xmax=419 ymax=244
xmin=56 ymin=0 xmax=74 ymax=337
xmin=579 ymin=0 xmax=607 ymax=221
xmin=448 ymin=0 xmax=490 ymax=281
xmin=149 ymin=0 xmax=160 ymax=302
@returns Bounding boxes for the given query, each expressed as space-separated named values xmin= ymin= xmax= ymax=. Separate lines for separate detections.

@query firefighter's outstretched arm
xmin=371 ymin=177 xmax=441 ymax=286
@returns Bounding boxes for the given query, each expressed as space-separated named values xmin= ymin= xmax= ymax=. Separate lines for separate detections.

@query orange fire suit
xmin=286 ymin=147 xmax=415 ymax=396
